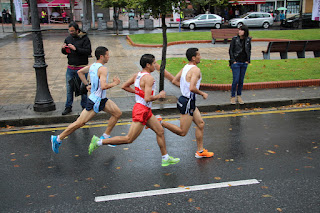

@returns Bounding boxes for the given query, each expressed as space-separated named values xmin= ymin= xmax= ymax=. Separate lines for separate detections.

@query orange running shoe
xmin=146 ymin=115 xmax=162 ymax=129
xmin=195 ymin=149 xmax=214 ymax=158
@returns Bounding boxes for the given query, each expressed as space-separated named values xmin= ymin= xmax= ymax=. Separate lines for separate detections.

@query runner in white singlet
xmin=161 ymin=48 xmax=214 ymax=159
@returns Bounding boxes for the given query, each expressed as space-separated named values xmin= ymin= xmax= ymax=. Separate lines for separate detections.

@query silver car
xmin=182 ymin=14 xmax=223 ymax=30
xmin=229 ymin=12 xmax=274 ymax=29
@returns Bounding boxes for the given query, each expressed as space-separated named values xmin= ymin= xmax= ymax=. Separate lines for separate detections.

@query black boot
xmin=62 ymin=107 xmax=72 ymax=115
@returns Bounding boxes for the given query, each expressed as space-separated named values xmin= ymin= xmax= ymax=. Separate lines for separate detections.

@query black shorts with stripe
xmin=86 ymin=98 xmax=108 ymax=112
xmin=177 ymin=96 xmax=196 ymax=116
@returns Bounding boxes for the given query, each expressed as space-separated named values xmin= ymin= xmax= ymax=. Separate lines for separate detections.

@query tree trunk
xmin=159 ymin=14 xmax=167 ymax=93
xmin=69 ymin=0 xmax=74 ymax=22
xmin=298 ymin=0 xmax=303 ymax=29
xmin=9 ymin=0 xmax=16 ymax=38
xmin=114 ymin=7 xmax=119 ymax=35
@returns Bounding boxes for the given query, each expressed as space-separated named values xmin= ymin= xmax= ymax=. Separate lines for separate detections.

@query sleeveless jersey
xmin=134 ymin=72 xmax=155 ymax=108
xmin=180 ymin=64 xmax=202 ymax=100
xmin=88 ymin=62 xmax=108 ymax=102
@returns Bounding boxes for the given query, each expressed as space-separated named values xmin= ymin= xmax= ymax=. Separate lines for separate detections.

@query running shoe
xmin=195 ymin=149 xmax=214 ymax=158
xmin=51 ymin=135 xmax=61 ymax=154
xmin=100 ymin=135 xmax=116 ymax=147
xmin=146 ymin=115 xmax=163 ymax=129
xmin=161 ymin=156 xmax=180 ymax=167
xmin=89 ymin=135 xmax=100 ymax=155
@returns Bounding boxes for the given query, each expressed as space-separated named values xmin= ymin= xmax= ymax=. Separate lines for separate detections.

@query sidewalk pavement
xmin=0 ymin=24 xmax=319 ymax=128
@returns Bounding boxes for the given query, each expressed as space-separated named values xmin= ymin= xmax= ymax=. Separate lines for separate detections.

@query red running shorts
xmin=132 ymin=103 xmax=153 ymax=125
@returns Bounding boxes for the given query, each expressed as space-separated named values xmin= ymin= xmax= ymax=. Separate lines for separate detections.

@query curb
xmin=126 ymin=35 xmax=291 ymax=48
xmin=1 ymin=98 xmax=320 ymax=128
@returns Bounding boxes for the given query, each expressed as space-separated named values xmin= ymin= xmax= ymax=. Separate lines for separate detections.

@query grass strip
xmin=129 ymin=29 xmax=320 ymax=45
xmin=157 ymin=58 xmax=320 ymax=84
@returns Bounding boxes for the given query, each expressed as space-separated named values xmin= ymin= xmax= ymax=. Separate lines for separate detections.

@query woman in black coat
xmin=229 ymin=25 xmax=251 ymax=104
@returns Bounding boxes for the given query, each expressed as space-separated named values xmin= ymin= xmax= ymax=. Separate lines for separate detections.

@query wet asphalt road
xmin=1 ymin=108 xmax=319 ymax=212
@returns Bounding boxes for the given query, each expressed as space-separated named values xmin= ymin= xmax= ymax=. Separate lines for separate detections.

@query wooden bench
xmin=262 ymin=40 xmax=320 ymax=59
xmin=168 ymin=22 xmax=180 ymax=27
xmin=304 ymin=40 xmax=320 ymax=57
xmin=287 ymin=40 xmax=308 ymax=58
xmin=262 ymin=41 xmax=289 ymax=59
xmin=211 ymin=29 xmax=238 ymax=44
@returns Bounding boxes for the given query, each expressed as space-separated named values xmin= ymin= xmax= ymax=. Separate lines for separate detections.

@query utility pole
xmin=91 ymin=0 xmax=95 ymax=28
xmin=9 ymin=0 xmax=16 ymax=38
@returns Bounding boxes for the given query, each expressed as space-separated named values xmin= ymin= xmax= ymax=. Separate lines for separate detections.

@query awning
xmin=23 ymin=0 xmax=78 ymax=8
xmin=228 ymin=0 xmax=266 ymax=5
xmin=48 ymin=0 xmax=78 ymax=7
xmin=22 ymin=0 xmax=49 ymax=8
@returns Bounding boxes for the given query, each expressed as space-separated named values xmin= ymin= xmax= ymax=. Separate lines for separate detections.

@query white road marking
xmin=18 ymin=33 xmax=31 ymax=38
xmin=95 ymin=179 xmax=260 ymax=202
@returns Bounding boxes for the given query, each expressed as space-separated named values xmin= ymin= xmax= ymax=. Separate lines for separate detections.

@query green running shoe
xmin=161 ymin=156 xmax=180 ymax=167
xmin=89 ymin=135 xmax=100 ymax=155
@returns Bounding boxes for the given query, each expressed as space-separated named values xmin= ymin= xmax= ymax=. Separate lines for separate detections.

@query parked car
xmin=281 ymin=13 xmax=320 ymax=28
xmin=181 ymin=14 xmax=224 ymax=30
xmin=229 ymin=12 xmax=274 ymax=29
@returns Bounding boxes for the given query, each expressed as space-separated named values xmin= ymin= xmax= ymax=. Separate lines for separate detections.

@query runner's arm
xmin=190 ymin=68 xmax=208 ymax=99
xmin=172 ymin=69 xmax=182 ymax=87
xmin=99 ymin=67 xmax=120 ymax=90
xmin=144 ymin=75 xmax=165 ymax=102
xmin=77 ymin=65 xmax=90 ymax=86
xmin=121 ymin=74 xmax=137 ymax=94
xmin=156 ymin=62 xmax=178 ymax=87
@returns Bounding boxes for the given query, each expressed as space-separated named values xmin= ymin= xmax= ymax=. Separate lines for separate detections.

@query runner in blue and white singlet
xmin=51 ymin=46 xmax=121 ymax=155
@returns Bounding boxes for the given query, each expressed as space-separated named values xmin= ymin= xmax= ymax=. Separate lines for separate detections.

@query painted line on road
xmin=1 ymin=107 xmax=320 ymax=135
xmin=18 ymin=33 xmax=31 ymax=38
xmin=95 ymin=179 xmax=260 ymax=202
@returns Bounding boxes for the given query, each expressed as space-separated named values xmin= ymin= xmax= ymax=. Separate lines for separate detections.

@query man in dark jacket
xmin=61 ymin=22 xmax=92 ymax=115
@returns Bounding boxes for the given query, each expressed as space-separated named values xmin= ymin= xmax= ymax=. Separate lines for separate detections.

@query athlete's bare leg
xmin=192 ymin=108 xmax=205 ymax=151
xmin=102 ymin=99 xmax=122 ymax=135
xmin=162 ymin=114 xmax=193 ymax=137
xmin=101 ymin=121 xmax=144 ymax=145
xmin=59 ymin=109 xmax=96 ymax=140
xmin=146 ymin=115 xmax=167 ymax=156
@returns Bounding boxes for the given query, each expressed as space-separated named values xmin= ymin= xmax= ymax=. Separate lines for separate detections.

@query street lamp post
xmin=30 ymin=0 xmax=55 ymax=112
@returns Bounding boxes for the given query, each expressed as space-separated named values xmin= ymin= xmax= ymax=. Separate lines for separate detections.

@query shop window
xmin=260 ymin=3 xmax=274 ymax=13
xmin=287 ymin=1 xmax=300 ymax=14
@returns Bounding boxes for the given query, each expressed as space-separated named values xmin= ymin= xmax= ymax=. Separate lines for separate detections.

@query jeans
xmin=65 ymin=67 xmax=87 ymax=109
xmin=231 ymin=62 xmax=248 ymax=97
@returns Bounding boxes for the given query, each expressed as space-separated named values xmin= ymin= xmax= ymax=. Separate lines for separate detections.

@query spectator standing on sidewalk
xmin=62 ymin=10 xmax=67 ymax=23
xmin=61 ymin=22 xmax=92 ymax=115
xmin=280 ymin=11 xmax=285 ymax=22
xmin=235 ymin=9 xmax=240 ymax=18
xmin=2 ymin=9 xmax=7 ymax=23
xmin=229 ymin=25 xmax=251 ymax=105
xmin=41 ymin=10 xmax=47 ymax=23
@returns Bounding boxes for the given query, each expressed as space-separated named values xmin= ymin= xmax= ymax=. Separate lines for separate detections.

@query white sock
xmin=57 ymin=135 xmax=61 ymax=143
xmin=97 ymin=139 xmax=103 ymax=146
xmin=103 ymin=133 xmax=110 ymax=138
xmin=162 ymin=154 xmax=169 ymax=160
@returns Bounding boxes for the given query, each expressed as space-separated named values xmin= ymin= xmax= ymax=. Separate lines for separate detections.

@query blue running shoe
xmin=51 ymin=135 xmax=61 ymax=154
xmin=100 ymin=135 xmax=116 ymax=147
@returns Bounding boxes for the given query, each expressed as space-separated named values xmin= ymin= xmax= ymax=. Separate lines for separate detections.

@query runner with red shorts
xmin=88 ymin=54 xmax=180 ymax=167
